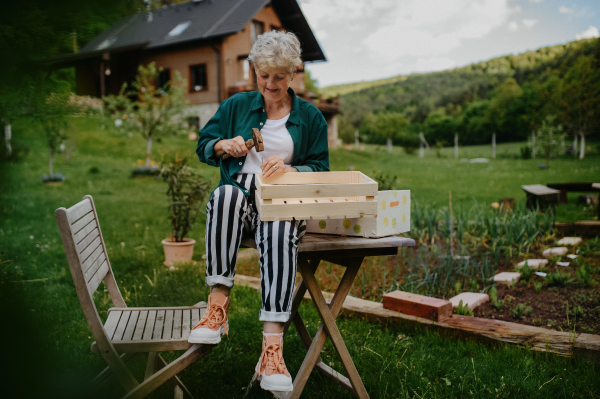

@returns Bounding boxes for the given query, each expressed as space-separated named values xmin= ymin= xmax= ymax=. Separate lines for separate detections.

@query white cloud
xmin=522 ymin=19 xmax=538 ymax=29
xmin=414 ymin=57 xmax=457 ymax=72
xmin=363 ymin=0 xmax=516 ymax=62
xmin=508 ymin=21 xmax=519 ymax=31
xmin=559 ymin=6 xmax=574 ymax=14
xmin=576 ymin=25 xmax=600 ymax=40
xmin=530 ymin=0 xmax=544 ymax=3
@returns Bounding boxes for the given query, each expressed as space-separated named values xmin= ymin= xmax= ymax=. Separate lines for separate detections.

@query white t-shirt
xmin=239 ymin=114 xmax=294 ymax=174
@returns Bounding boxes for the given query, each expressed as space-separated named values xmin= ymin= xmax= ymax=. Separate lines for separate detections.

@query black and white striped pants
xmin=205 ymin=174 xmax=306 ymax=322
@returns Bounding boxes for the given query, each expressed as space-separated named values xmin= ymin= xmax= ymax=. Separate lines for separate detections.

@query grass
xmin=1 ymin=117 xmax=600 ymax=398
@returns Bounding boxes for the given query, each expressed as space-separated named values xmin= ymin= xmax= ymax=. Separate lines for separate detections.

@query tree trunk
xmin=49 ymin=148 xmax=54 ymax=176
xmin=573 ymin=134 xmax=578 ymax=156
xmin=386 ymin=136 xmax=393 ymax=153
xmin=531 ymin=131 xmax=536 ymax=159
xmin=354 ymin=129 xmax=359 ymax=150
xmin=454 ymin=133 xmax=458 ymax=159
xmin=419 ymin=142 xmax=424 ymax=158
xmin=4 ymin=123 xmax=11 ymax=155
xmin=146 ymin=136 xmax=153 ymax=166
xmin=492 ymin=133 xmax=496 ymax=159
xmin=579 ymin=132 xmax=585 ymax=160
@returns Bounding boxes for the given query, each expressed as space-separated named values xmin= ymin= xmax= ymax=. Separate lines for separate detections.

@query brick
xmin=382 ymin=291 xmax=452 ymax=321
xmin=449 ymin=293 xmax=490 ymax=310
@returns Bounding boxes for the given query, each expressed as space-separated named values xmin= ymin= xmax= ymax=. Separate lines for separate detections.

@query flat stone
xmin=493 ymin=272 xmax=521 ymax=286
xmin=557 ymin=237 xmax=582 ymax=246
xmin=516 ymin=259 xmax=548 ymax=269
xmin=543 ymin=247 xmax=568 ymax=257
xmin=449 ymin=293 xmax=490 ymax=310
xmin=470 ymin=158 xmax=489 ymax=163
xmin=567 ymin=254 xmax=578 ymax=260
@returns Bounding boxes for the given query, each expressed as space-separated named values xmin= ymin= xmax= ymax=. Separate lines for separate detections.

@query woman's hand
xmin=261 ymin=155 xmax=297 ymax=179
xmin=214 ymin=136 xmax=248 ymax=158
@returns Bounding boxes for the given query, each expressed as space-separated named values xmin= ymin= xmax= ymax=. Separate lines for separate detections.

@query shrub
xmin=545 ymin=271 xmax=574 ymax=287
xmin=160 ymin=157 xmax=210 ymax=242
xmin=511 ymin=303 xmax=526 ymax=319
xmin=372 ymin=170 xmax=399 ymax=190
xmin=88 ymin=166 xmax=100 ymax=174
xmin=520 ymin=263 xmax=533 ymax=283
xmin=534 ymin=282 xmax=543 ymax=293
xmin=520 ymin=145 xmax=532 ymax=159
xmin=576 ymin=263 xmax=595 ymax=288
xmin=455 ymin=300 xmax=474 ymax=316
xmin=492 ymin=299 xmax=504 ymax=311
xmin=525 ymin=306 xmax=533 ymax=317
xmin=489 ymin=286 xmax=498 ymax=302
xmin=573 ymin=306 xmax=585 ymax=318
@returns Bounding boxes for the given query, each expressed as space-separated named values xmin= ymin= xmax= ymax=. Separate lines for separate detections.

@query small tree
xmin=361 ymin=112 xmax=408 ymax=153
xmin=534 ymin=115 xmax=565 ymax=166
xmin=35 ymin=93 xmax=79 ymax=180
xmin=160 ymin=157 xmax=210 ymax=242
xmin=104 ymin=62 xmax=188 ymax=167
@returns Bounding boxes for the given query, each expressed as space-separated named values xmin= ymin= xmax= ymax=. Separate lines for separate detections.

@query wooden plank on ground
xmin=383 ymin=291 xmax=452 ymax=322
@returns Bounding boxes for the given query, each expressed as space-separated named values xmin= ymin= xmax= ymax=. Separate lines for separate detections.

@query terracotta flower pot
xmin=161 ymin=238 xmax=197 ymax=267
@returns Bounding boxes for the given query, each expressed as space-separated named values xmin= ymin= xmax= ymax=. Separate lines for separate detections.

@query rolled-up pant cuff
xmin=259 ymin=310 xmax=291 ymax=322
xmin=205 ymin=275 xmax=234 ymax=288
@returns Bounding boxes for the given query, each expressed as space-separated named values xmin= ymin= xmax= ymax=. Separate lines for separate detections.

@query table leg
xmin=291 ymin=257 xmax=368 ymax=399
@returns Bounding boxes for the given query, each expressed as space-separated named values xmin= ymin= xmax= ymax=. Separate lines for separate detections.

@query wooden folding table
xmin=242 ymin=233 xmax=415 ymax=399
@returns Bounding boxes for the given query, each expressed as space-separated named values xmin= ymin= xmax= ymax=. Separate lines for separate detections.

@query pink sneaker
xmin=188 ymin=292 xmax=229 ymax=344
xmin=256 ymin=335 xmax=293 ymax=392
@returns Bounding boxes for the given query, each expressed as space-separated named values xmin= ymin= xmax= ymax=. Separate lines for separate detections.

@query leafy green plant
xmin=492 ymin=299 xmax=504 ymax=312
xmin=371 ymin=170 xmax=399 ymax=190
xmin=525 ymin=306 xmax=533 ymax=317
xmin=533 ymin=115 xmax=566 ymax=166
xmin=520 ymin=145 xmax=532 ymax=159
xmin=455 ymin=300 xmax=474 ymax=316
xmin=573 ymin=306 xmax=585 ymax=318
xmin=469 ymin=278 xmax=479 ymax=292
xmin=489 ymin=286 xmax=498 ymax=302
xmin=519 ymin=263 xmax=533 ymax=283
xmin=511 ymin=303 xmax=526 ymax=319
xmin=160 ymin=157 xmax=210 ymax=242
xmin=534 ymin=282 xmax=543 ymax=293
xmin=576 ymin=263 xmax=595 ymax=288
xmin=545 ymin=271 xmax=574 ymax=287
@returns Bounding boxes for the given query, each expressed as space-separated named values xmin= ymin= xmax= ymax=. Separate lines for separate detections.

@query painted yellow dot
xmin=402 ymin=214 xmax=406 ymax=223
xmin=402 ymin=195 xmax=407 ymax=205
xmin=318 ymin=220 xmax=327 ymax=229
xmin=383 ymin=217 xmax=388 ymax=227
xmin=381 ymin=200 xmax=386 ymax=210
xmin=353 ymin=224 xmax=361 ymax=234
xmin=392 ymin=217 xmax=397 ymax=228
xmin=343 ymin=219 xmax=352 ymax=229
xmin=392 ymin=190 xmax=397 ymax=197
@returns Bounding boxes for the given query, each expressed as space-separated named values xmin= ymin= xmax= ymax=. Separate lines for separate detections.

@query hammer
xmin=222 ymin=128 xmax=264 ymax=160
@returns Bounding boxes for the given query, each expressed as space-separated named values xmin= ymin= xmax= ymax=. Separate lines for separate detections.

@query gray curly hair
xmin=248 ymin=30 xmax=302 ymax=75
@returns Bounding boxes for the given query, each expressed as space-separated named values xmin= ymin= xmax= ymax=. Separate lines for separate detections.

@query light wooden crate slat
xmin=71 ymin=212 xmax=95 ymax=235
xmin=153 ymin=310 xmax=166 ymax=340
xmin=191 ymin=309 xmax=200 ymax=328
xmin=181 ymin=309 xmax=191 ymax=338
xmin=255 ymin=172 xmax=378 ymax=222
xmin=87 ymin=260 xmax=109 ymax=296
xmin=66 ymin=199 xmax=93 ymax=224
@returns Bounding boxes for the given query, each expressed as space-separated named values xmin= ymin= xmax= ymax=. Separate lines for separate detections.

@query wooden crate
xmin=255 ymin=171 xmax=378 ymax=221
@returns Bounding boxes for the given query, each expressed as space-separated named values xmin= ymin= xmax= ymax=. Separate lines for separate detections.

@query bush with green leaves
xmin=520 ymin=145 xmax=532 ymax=159
xmin=576 ymin=263 xmax=595 ymax=288
xmin=573 ymin=306 xmax=585 ymax=318
xmin=492 ymin=299 xmax=504 ymax=312
xmin=519 ymin=262 xmax=533 ymax=284
xmin=104 ymin=62 xmax=188 ymax=167
xmin=511 ymin=303 xmax=526 ymax=319
xmin=545 ymin=271 xmax=574 ymax=287
xmin=533 ymin=115 xmax=566 ymax=166
xmin=534 ymin=281 xmax=543 ymax=293
xmin=160 ymin=157 xmax=210 ymax=242
xmin=371 ymin=170 xmax=399 ymax=190
xmin=455 ymin=300 xmax=474 ymax=316
xmin=525 ymin=306 xmax=533 ymax=317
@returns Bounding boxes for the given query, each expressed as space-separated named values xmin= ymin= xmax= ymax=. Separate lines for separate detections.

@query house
xmin=47 ymin=0 xmax=341 ymax=147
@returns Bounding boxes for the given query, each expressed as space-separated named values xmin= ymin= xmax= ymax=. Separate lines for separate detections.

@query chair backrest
xmin=55 ymin=195 xmax=126 ymax=348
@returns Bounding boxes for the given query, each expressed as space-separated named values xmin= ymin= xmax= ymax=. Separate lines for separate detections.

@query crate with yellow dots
xmin=305 ymin=190 xmax=410 ymax=238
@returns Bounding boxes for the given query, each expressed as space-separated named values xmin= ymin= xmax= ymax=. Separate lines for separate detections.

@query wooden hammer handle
xmin=222 ymin=139 xmax=254 ymax=160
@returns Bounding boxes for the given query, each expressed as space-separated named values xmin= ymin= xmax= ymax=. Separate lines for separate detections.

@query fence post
xmin=4 ymin=123 xmax=11 ymax=155
xmin=354 ymin=129 xmax=359 ymax=150
xmin=454 ymin=133 xmax=458 ymax=159
xmin=492 ymin=132 xmax=496 ymax=159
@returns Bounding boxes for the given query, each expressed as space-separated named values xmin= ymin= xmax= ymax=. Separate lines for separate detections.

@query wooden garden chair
xmin=56 ymin=195 xmax=212 ymax=399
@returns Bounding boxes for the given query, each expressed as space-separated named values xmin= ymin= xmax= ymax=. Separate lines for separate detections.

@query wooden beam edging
xmin=233 ymin=275 xmax=600 ymax=364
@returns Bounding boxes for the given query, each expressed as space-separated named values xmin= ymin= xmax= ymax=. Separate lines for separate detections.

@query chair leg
xmin=93 ymin=353 xmax=140 ymax=387
xmin=122 ymin=345 xmax=212 ymax=399
xmin=157 ymin=354 xmax=194 ymax=399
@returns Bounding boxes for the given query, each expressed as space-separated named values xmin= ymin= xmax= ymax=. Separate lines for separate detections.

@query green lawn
xmin=1 ymin=117 xmax=599 ymax=398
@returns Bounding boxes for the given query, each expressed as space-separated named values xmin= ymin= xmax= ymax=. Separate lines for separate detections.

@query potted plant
xmin=159 ymin=156 xmax=210 ymax=266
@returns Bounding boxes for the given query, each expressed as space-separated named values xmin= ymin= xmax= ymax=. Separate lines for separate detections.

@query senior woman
xmin=188 ymin=30 xmax=329 ymax=392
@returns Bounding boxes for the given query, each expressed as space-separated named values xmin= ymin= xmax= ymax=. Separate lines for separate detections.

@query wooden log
xmin=383 ymin=291 xmax=452 ymax=322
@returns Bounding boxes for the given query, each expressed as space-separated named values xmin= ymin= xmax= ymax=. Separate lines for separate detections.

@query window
xmin=157 ymin=68 xmax=171 ymax=92
xmin=250 ymin=20 xmax=264 ymax=43
xmin=168 ymin=21 xmax=191 ymax=37
xmin=189 ymin=64 xmax=207 ymax=92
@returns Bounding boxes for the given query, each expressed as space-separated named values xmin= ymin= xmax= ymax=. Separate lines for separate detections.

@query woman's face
xmin=256 ymin=66 xmax=293 ymax=104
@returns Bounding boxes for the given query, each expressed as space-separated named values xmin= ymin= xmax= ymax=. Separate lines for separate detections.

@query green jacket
xmin=196 ymin=88 xmax=330 ymax=196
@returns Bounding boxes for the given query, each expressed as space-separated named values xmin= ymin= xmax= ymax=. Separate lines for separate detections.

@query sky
xmin=298 ymin=0 xmax=600 ymax=87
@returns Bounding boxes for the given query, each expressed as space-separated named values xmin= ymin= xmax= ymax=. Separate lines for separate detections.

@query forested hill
xmin=323 ymin=39 xmax=600 ymax=147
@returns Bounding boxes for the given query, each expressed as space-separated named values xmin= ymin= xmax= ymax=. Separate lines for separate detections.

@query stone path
xmin=493 ymin=272 xmax=521 ymax=286
xmin=557 ymin=237 xmax=582 ymax=246
xmin=448 ymin=292 xmax=489 ymax=310
xmin=516 ymin=259 xmax=548 ymax=269
xmin=543 ymin=247 xmax=568 ymax=257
